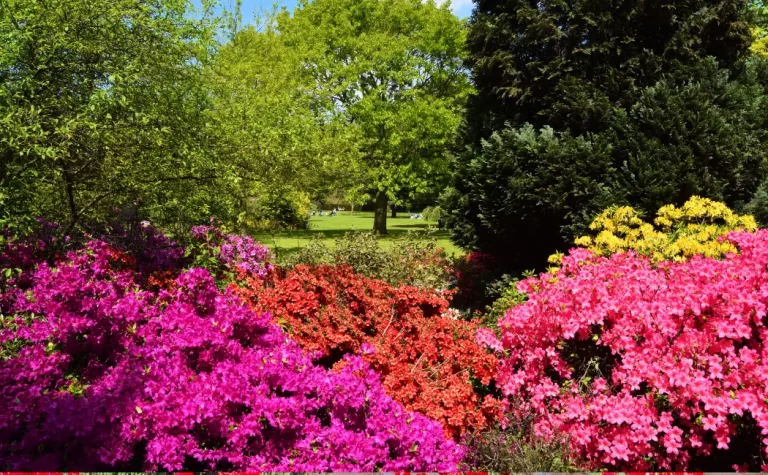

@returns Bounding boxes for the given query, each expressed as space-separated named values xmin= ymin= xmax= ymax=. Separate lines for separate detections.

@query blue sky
xmin=205 ymin=0 xmax=473 ymax=23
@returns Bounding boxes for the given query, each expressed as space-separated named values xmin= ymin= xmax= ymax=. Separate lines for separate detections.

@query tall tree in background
xmin=446 ymin=0 xmax=768 ymax=271
xmin=0 ymin=0 xmax=224 ymax=237
xmin=276 ymin=0 xmax=471 ymax=234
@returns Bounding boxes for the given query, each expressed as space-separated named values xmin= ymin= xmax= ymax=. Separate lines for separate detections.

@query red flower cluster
xmin=233 ymin=264 xmax=502 ymax=439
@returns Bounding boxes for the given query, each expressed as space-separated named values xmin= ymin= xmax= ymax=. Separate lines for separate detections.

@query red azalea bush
xmin=233 ymin=264 xmax=502 ymax=439
xmin=0 ymin=235 xmax=464 ymax=471
xmin=494 ymin=229 xmax=768 ymax=471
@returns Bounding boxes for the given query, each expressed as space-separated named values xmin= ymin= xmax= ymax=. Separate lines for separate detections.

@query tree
xmin=275 ymin=0 xmax=471 ymax=234
xmin=344 ymin=184 xmax=371 ymax=215
xmin=207 ymin=12 xmax=361 ymax=232
xmin=447 ymin=0 xmax=768 ymax=271
xmin=0 ymin=0 xmax=224 ymax=237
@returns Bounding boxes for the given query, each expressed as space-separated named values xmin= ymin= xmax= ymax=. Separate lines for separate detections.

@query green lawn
xmin=252 ymin=211 xmax=462 ymax=259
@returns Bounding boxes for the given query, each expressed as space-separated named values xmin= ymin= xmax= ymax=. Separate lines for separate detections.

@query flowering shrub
xmin=234 ymin=264 xmax=501 ymax=439
xmin=188 ymin=222 xmax=272 ymax=282
xmin=496 ymin=229 xmax=768 ymax=470
xmin=549 ymin=196 xmax=757 ymax=267
xmin=0 ymin=239 xmax=463 ymax=471
xmin=0 ymin=220 xmax=61 ymax=291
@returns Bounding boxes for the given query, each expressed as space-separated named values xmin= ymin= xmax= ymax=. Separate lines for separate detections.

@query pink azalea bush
xmin=189 ymin=223 xmax=272 ymax=279
xmin=0 ymin=234 xmax=463 ymax=471
xmin=494 ymin=229 xmax=768 ymax=471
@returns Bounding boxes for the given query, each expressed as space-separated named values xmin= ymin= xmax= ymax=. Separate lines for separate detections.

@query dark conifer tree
xmin=447 ymin=0 xmax=768 ymax=271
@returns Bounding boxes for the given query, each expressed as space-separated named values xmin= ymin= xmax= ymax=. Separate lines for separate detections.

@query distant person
xmin=319 ymin=210 xmax=324 ymax=216
xmin=331 ymin=208 xmax=337 ymax=216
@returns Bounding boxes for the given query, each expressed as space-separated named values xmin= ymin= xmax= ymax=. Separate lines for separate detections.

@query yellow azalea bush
xmin=548 ymin=196 xmax=757 ymax=267
xmin=751 ymin=26 xmax=768 ymax=56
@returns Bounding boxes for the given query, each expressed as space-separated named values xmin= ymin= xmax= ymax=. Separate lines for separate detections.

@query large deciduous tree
xmin=446 ymin=0 xmax=768 ymax=271
xmin=276 ymin=0 xmax=471 ymax=234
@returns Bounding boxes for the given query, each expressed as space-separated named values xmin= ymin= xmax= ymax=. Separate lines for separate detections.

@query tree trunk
xmin=373 ymin=191 xmax=388 ymax=234
xmin=351 ymin=203 xmax=354 ymax=215
xmin=391 ymin=204 xmax=397 ymax=218
xmin=62 ymin=163 xmax=79 ymax=236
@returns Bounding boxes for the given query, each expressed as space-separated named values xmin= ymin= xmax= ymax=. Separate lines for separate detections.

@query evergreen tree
xmin=447 ymin=0 xmax=768 ymax=271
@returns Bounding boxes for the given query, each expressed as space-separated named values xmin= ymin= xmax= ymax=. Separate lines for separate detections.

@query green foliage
xmin=287 ymin=230 xmax=453 ymax=289
xmin=0 ymin=0 xmax=226 ymax=235
xmin=483 ymin=277 xmax=527 ymax=328
xmin=422 ymin=206 xmax=445 ymax=225
xmin=243 ymin=191 xmax=311 ymax=232
xmin=751 ymin=2 xmax=768 ymax=56
xmin=450 ymin=0 xmax=768 ymax=272
xmin=463 ymin=413 xmax=579 ymax=472
xmin=208 ymin=15 xmax=361 ymax=232
xmin=447 ymin=125 xmax=619 ymax=270
xmin=746 ymin=179 xmax=768 ymax=227
xmin=464 ymin=0 xmax=757 ymax=141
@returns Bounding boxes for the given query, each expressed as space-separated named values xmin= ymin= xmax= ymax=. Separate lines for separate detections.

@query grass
xmin=252 ymin=211 xmax=463 ymax=259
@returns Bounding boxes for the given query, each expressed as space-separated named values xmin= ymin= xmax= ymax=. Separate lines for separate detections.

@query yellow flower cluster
xmin=548 ymin=196 xmax=757 ymax=267
xmin=751 ymin=26 xmax=768 ymax=57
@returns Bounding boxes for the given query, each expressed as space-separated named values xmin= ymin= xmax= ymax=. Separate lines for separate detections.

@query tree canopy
xmin=0 ymin=0 xmax=225 ymax=237
xmin=274 ymin=0 xmax=472 ymax=233
xmin=207 ymin=15 xmax=361 ymax=231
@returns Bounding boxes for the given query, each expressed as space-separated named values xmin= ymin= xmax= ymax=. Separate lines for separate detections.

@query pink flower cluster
xmin=496 ymin=230 xmax=768 ymax=470
xmin=0 ymin=237 xmax=463 ymax=471
xmin=190 ymin=224 xmax=272 ymax=278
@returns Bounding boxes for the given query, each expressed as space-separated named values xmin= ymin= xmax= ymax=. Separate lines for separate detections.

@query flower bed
xmin=0 ymin=231 xmax=463 ymax=471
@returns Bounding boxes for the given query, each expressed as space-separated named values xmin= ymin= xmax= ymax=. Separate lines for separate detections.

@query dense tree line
xmin=0 ymin=0 xmax=467 ymax=239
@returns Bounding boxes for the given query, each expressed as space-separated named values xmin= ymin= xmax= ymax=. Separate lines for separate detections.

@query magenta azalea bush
xmin=0 ymin=234 xmax=463 ymax=471
xmin=494 ymin=230 xmax=768 ymax=471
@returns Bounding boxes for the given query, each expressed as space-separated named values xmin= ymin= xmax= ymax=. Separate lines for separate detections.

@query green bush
xmin=446 ymin=126 xmax=619 ymax=272
xmin=482 ymin=276 xmax=528 ymax=328
xmin=463 ymin=413 xmax=579 ymax=472
xmin=746 ymin=179 xmax=768 ymax=227
xmin=422 ymin=206 xmax=445 ymax=225
xmin=245 ymin=192 xmax=310 ymax=232
xmin=287 ymin=231 xmax=453 ymax=289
